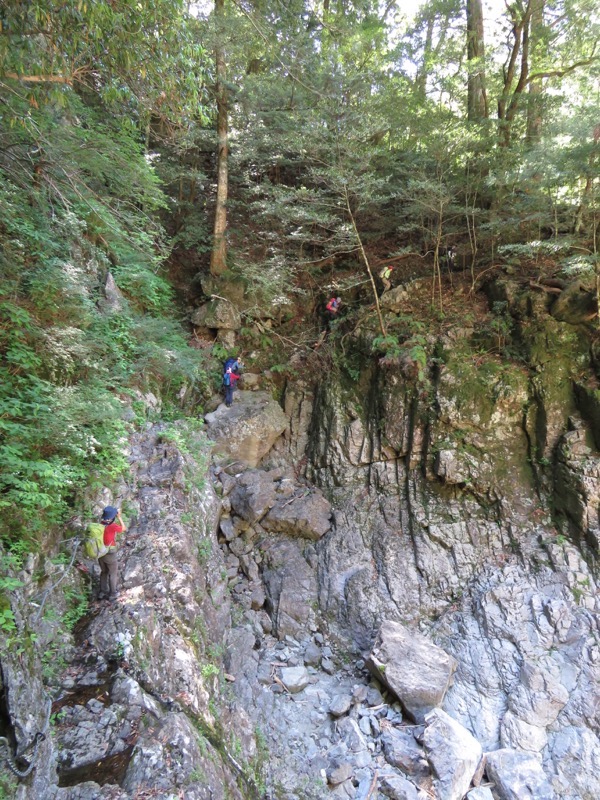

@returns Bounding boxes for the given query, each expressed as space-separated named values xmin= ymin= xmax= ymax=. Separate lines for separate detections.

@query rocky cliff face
xmin=1 ymin=424 xmax=254 ymax=800
xmin=295 ymin=277 xmax=600 ymax=798
xmin=2 ymin=277 xmax=600 ymax=800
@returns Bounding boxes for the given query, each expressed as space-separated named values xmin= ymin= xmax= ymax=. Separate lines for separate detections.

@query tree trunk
xmin=466 ymin=0 xmax=488 ymax=120
xmin=497 ymin=0 xmax=533 ymax=147
xmin=415 ymin=15 xmax=434 ymax=100
xmin=210 ymin=0 xmax=228 ymax=277
xmin=526 ymin=0 xmax=544 ymax=144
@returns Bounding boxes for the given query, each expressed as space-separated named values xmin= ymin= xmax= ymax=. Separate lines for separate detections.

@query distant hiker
xmin=325 ymin=296 xmax=341 ymax=328
xmin=379 ymin=264 xmax=393 ymax=292
xmin=441 ymin=245 xmax=457 ymax=271
xmin=98 ymin=506 xmax=126 ymax=601
xmin=223 ymin=356 xmax=242 ymax=407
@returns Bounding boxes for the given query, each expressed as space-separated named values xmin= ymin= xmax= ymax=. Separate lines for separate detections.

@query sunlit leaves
xmin=0 ymin=0 xmax=210 ymax=123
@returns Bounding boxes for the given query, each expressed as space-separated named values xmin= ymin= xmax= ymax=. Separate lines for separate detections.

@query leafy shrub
xmin=0 ymin=92 xmax=210 ymax=546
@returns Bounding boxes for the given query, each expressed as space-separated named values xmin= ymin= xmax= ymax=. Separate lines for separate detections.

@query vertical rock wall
xmin=298 ymin=286 xmax=600 ymax=798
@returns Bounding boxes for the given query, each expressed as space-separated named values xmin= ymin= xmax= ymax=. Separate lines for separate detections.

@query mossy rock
xmin=550 ymin=280 xmax=597 ymax=325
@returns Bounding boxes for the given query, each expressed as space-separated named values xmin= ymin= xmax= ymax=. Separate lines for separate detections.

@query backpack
xmin=83 ymin=523 xmax=109 ymax=559
xmin=223 ymin=369 xmax=232 ymax=387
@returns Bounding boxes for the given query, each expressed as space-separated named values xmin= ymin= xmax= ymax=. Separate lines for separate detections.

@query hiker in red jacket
xmin=325 ymin=296 xmax=341 ymax=328
xmin=98 ymin=506 xmax=126 ymax=601
xmin=223 ymin=358 xmax=242 ymax=407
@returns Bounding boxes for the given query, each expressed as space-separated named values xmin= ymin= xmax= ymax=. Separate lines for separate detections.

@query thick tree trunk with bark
xmin=210 ymin=0 xmax=228 ymax=277
xmin=526 ymin=0 xmax=544 ymax=144
xmin=466 ymin=0 xmax=488 ymax=120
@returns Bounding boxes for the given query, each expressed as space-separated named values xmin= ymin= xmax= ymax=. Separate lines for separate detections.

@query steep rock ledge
xmin=1 ymin=424 xmax=254 ymax=800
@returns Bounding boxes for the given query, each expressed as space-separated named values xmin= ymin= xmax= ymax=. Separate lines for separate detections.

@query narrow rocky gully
xmin=3 ymin=276 xmax=600 ymax=800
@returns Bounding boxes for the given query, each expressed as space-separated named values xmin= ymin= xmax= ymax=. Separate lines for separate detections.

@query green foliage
xmin=372 ymin=332 xmax=429 ymax=383
xmin=0 ymin=0 xmax=211 ymax=123
xmin=0 ymin=606 xmax=17 ymax=638
xmin=0 ymin=570 xmax=24 ymax=593
xmin=197 ymin=539 xmax=212 ymax=565
xmin=372 ymin=334 xmax=402 ymax=359
xmin=188 ymin=766 xmax=207 ymax=785
xmin=0 ymin=768 xmax=18 ymax=800
xmin=63 ymin=586 xmax=89 ymax=631
xmin=0 ymin=83 xmax=211 ymax=545
xmin=200 ymin=662 xmax=219 ymax=679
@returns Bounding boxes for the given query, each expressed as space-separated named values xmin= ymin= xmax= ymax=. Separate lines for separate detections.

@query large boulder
xmin=99 ymin=271 xmax=125 ymax=314
xmin=381 ymin=727 xmax=427 ymax=780
xmin=548 ymin=726 xmax=600 ymax=800
xmin=485 ymin=749 xmax=554 ymax=800
xmin=260 ymin=539 xmax=317 ymax=639
xmin=365 ymin=620 xmax=457 ymax=723
xmin=280 ymin=666 xmax=310 ymax=694
xmin=379 ymin=285 xmax=410 ymax=313
xmin=550 ymin=280 xmax=597 ymax=324
xmin=379 ymin=771 xmax=420 ymax=800
xmin=229 ymin=470 xmax=278 ymax=523
xmin=204 ymin=391 xmax=288 ymax=468
xmin=423 ymin=709 xmax=483 ymax=800
xmin=191 ymin=298 xmax=242 ymax=331
xmin=262 ymin=488 xmax=332 ymax=540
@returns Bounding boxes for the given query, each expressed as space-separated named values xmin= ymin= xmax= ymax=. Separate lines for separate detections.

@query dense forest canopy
xmin=0 ymin=0 xmax=599 ymax=542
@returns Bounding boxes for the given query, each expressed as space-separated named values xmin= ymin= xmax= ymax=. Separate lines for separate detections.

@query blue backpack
xmin=223 ymin=370 xmax=232 ymax=387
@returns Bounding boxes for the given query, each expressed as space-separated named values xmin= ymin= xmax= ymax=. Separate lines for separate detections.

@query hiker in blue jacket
xmin=223 ymin=356 xmax=242 ymax=407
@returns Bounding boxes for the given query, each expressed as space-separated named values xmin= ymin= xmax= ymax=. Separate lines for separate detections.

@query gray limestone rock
xmin=547 ymin=726 xmax=600 ymax=800
xmin=99 ymin=271 xmax=125 ymax=314
xmin=500 ymin=709 xmax=547 ymax=752
xmin=365 ymin=620 xmax=458 ymax=723
xmin=554 ymin=425 xmax=600 ymax=549
xmin=382 ymin=727 xmax=427 ymax=778
xmin=261 ymin=538 xmax=317 ymax=640
xmin=250 ymin=585 xmax=266 ymax=610
xmin=336 ymin=717 xmax=370 ymax=756
xmin=216 ymin=328 xmax=236 ymax=348
xmin=379 ymin=771 xmax=420 ymax=800
xmin=191 ymin=298 xmax=242 ymax=330
xmin=485 ymin=748 xmax=555 ymax=800
xmin=467 ymin=789 xmax=495 ymax=800
xmin=138 ymin=447 xmax=186 ymax=488
xmin=507 ymin=663 xmax=569 ymax=728
xmin=358 ymin=716 xmax=372 ymax=736
xmin=366 ymin=685 xmax=385 ymax=706
xmin=304 ymin=641 xmax=322 ymax=666
xmin=423 ymin=708 xmax=483 ymax=800
xmin=122 ymin=712 xmax=243 ymax=799
xmin=322 ymin=657 xmax=336 ymax=674
xmin=280 ymin=666 xmax=310 ymax=694
xmin=330 ymin=694 xmax=353 ymax=717
xmin=219 ymin=516 xmax=238 ymax=541
xmin=229 ymin=470 xmax=277 ymax=523
xmin=262 ymin=489 xmax=332 ymax=540
xmin=204 ymin=391 xmax=288 ymax=468
xmin=98 ymin=272 xmax=126 ymax=315
xmin=379 ymin=285 xmax=410 ymax=313
xmin=327 ymin=760 xmax=354 ymax=786
xmin=56 ymin=701 xmax=129 ymax=775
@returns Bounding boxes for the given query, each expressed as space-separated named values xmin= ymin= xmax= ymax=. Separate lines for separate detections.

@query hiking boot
xmin=108 ymin=593 xmax=118 ymax=602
